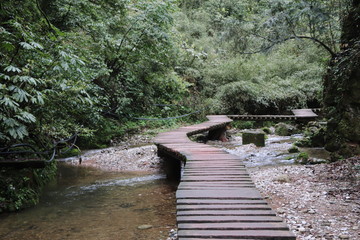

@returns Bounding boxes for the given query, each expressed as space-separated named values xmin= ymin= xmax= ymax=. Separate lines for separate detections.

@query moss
xmin=288 ymin=146 xmax=300 ymax=153
xmin=262 ymin=127 xmax=271 ymax=134
xmin=295 ymin=152 xmax=309 ymax=164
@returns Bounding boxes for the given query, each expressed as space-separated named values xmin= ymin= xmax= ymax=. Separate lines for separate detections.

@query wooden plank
xmin=177 ymin=204 xmax=272 ymax=211
xmin=177 ymin=215 xmax=285 ymax=223
xmin=178 ymin=186 xmax=255 ymax=190
xmin=186 ymin=155 xmax=242 ymax=160
xmin=181 ymin=177 xmax=253 ymax=182
xmin=178 ymin=222 xmax=290 ymax=230
xmin=178 ymin=230 xmax=296 ymax=239
xmin=177 ymin=199 xmax=268 ymax=205
xmin=292 ymin=108 xmax=318 ymax=117
xmin=176 ymin=189 xmax=263 ymax=199
xmin=176 ymin=210 xmax=276 ymax=216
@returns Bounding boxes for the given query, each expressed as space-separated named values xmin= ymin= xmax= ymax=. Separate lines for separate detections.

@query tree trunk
xmin=323 ymin=0 xmax=360 ymax=159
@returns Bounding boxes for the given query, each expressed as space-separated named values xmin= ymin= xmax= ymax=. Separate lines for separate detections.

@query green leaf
xmin=1 ymin=41 xmax=15 ymax=51
xmin=30 ymin=41 xmax=43 ymax=49
xmin=0 ymin=96 xmax=19 ymax=109
xmin=18 ymin=111 xmax=36 ymax=123
xmin=20 ymin=42 xmax=34 ymax=50
xmin=4 ymin=65 xmax=22 ymax=73
xmin=0 ymin=73 xmax=10 ymax=80
xmin=4 ymin=118 xmax=19 ymax=127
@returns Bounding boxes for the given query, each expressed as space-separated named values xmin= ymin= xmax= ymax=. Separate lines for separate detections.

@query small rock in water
xmin=137 ymin=224 xmax=153 ymax=230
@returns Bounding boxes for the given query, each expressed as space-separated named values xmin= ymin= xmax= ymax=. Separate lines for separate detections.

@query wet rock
xmin=275 ymin=123 xmax=297 ymax=136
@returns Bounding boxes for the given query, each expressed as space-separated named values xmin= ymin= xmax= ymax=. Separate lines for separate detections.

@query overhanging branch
xmin=239 ymin=35 xmax=336 ymax=57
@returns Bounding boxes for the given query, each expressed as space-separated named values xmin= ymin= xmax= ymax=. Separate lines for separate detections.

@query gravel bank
xmin=249 ymin=157 xmax=360 ymax=240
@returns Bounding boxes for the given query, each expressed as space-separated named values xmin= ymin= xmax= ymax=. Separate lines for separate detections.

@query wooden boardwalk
xmin=154 ymin=115 xmax=296 ymax=240
xmin=228 ymin=108 xmax=318 ymax=121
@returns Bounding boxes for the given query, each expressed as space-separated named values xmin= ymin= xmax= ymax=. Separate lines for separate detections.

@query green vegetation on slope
xmin=173 ymin=0 xmax=349 ymax=114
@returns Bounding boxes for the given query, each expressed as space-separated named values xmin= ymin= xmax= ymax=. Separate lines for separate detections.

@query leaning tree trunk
xmin=323 ymin=0 xmax=360 ymax=159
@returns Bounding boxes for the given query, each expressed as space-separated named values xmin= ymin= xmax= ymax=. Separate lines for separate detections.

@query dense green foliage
xmin=0 ymin=0 xmax=192 ymax=147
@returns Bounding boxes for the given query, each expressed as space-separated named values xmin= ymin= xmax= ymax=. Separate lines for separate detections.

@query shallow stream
xmin=0 ymin=164 xmax=177 ymax=240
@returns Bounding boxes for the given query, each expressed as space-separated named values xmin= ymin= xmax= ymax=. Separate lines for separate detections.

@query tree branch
xmin=284 ymin=35 xmax=336 ymax=57
xmin=35 ymin=0 xmax=53 ymax=31
xmin=239 ymin=35 xmax=336 ymax=57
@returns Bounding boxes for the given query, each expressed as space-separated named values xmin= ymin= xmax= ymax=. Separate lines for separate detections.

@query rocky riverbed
xmin=60 ymin=132 xmax=359 ymax=240
xmin=250 ymin=158 xmax=360 ymax=240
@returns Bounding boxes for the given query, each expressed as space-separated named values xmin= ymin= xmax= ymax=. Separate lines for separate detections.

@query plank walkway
xmin=228 ymin=108 xmax=318 ymax=121
xmin=154 ymin=115 xmax=296 ymax=240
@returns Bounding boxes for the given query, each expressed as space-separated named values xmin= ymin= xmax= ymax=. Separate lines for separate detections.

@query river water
xmin=0 ymin=164 xmax=177 ymax=240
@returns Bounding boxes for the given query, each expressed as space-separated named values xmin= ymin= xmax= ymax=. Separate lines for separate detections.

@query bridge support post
xmin=158 ymin=150 xmax=183 ymax=181
xmin=208 ymin=124 xmax=230 ymax=142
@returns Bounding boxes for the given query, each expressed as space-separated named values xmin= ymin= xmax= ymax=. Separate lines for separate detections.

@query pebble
xmin=339 ymin=234 xmax=350 ymax=239
xmin=277 ymin=208 xmax=286 ymax=214
xmin=137 ymin=225 xmax=153 ymax=230
xmin=308 ymin=209 xmax=316 ymax=214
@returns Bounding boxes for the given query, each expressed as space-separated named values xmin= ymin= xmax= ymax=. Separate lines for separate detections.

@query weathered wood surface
xmin=154 ymin=115 xmax=296 ymax=240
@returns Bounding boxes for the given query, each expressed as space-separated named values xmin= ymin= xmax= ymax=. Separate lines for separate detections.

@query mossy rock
xmin=288 ymin=146 xmax=300 ymax=153
xmin=275 ymin=123 xmax=297 ymax=136
xmin=262 ymin=127 xmax=271 ymax=134
xmin=242 ymin=131 xmax=265 ymax=147
xmin=295 ymin=152 xmax=309 ymax=164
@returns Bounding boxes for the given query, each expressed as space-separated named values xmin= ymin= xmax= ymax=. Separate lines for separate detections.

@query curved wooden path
xmin=154 ymin=115 xmax=296 ymax=240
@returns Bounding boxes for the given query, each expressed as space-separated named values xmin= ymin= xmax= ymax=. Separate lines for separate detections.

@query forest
xmin=1 ymin=0 xmax=359 ymax=212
